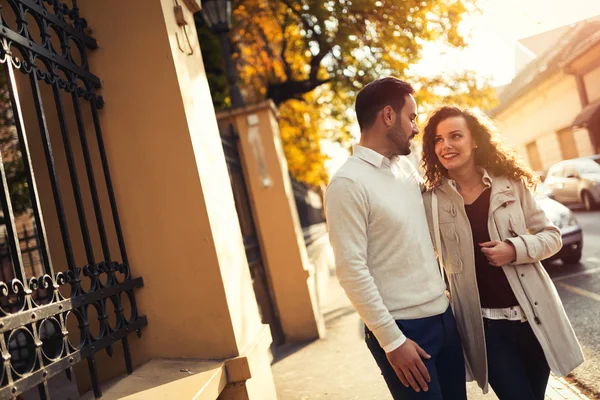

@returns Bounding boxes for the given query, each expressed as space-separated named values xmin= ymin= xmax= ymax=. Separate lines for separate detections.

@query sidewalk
xmin=271 ymin=276 xmax=590 ymax=400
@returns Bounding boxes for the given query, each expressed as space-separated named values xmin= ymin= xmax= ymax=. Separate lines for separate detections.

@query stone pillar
xmin=217 ymin=102 xmax=325 ymax=343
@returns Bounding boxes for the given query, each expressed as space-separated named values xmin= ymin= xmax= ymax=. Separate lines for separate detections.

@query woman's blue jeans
xmin=484 ymin=318 xmax=550 ymax=400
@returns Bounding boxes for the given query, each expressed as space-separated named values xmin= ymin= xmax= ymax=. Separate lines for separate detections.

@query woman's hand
xmin=479 ymin=241 xmax=516 ymax=267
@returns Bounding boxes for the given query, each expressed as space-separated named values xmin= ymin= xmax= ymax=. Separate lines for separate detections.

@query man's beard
xmin=387 ymin=123 xmax=411 ymax=156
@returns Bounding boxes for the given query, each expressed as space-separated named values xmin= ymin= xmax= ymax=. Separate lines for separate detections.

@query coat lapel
xmin=489 ymin=175 xmax=517 ymax=214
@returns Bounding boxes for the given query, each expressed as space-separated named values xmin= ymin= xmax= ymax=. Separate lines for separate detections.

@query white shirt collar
xmin=352 ymin=145 xmax=391 ymax=169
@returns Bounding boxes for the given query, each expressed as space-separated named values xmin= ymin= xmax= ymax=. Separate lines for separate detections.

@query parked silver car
xmin=544 ymin=158 xmax=600 ymax=211
xmin=588 ymin=154 xmax=600 ymax=165
xmin=536 ymin=185 xmax=583 ymax=264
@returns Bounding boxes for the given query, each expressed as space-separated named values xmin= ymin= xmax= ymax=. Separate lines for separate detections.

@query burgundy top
xmin=464 ymin=188 xmax=519 ymax=308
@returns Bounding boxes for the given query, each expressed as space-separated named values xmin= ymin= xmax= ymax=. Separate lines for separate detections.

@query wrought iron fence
xmin=220 ymin=122 xmax=284 ymax=344
xmin=0 ymin=223 xmax=50 ymax=312
xmin=1 ymin=224 xmax=42 ymax=279
xmin=290 ymin=175 xmax=326 ymax=247
xmin=0 ymin=1 xmax=147 ymax=398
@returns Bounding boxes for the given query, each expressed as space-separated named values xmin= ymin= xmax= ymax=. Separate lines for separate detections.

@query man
xmin=325 ymin=77 xmax=466 ymax=399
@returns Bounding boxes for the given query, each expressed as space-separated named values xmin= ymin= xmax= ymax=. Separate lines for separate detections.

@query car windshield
xmin=575 ymin=159 xmax=600 ymax=175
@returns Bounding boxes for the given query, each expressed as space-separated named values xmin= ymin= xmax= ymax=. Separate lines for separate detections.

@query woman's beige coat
xmin=423 ymin=170 xmax=584 ymax=393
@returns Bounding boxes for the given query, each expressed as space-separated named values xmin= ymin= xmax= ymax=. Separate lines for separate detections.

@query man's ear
xmin=382 ymin=105 xmax=395 ymax=127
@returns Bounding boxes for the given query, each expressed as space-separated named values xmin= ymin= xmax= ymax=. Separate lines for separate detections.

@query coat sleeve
xmin=325 ymin=177 xmax=406 ymax=351
xmin=505 ymin=181 xmax=562 ymax=265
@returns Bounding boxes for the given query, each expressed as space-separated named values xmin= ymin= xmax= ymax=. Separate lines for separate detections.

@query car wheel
xmin=582 ymin=191 xmax=595 ymax=211
xmin=562 ymin=251 xmax=583 ymax=265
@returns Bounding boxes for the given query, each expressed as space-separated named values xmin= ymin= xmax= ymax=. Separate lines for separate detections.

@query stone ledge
xmin=215 ymin=100 xmax=279 ymax=120
xmin=81 ymin=359 xmax=227 ymax=400
xmin=81 ymin=325 xmax=274 ymax=400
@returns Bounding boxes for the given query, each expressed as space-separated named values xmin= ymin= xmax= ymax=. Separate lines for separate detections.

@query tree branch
xmin=267 ymin=77 xmax=334 ymax=105
xmin=309 ymin=45 xmax=332 ymax=81
xmin=279 ymin=0 xmax=315 ymax=34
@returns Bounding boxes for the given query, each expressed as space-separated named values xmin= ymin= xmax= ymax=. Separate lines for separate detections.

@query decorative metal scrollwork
xmin=0 ymin=1 xmax=147 ymax=398
xmin=0 ymin=0 xmax=99 ymax=97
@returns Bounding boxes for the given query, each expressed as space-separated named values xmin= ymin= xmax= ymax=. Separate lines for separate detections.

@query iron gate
xmin=220 ymin=123 xmax=283 ymax=345
xmin=0 ymin=1 xmax=147 ymax=398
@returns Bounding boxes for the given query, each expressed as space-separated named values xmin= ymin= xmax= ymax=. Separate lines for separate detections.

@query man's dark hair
xmin=355 ymin=77 xmax=415 ymax=131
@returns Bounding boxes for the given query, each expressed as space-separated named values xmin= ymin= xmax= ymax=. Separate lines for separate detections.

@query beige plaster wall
xmin=494 ymin=73 xmax=593 ymax=170
xmin=583 ymin=65 xmax=600 ymax=104
xmin=574 ymin=128 xmax=595 ymax=157
xmin=78 ymin=0 xmax=245 ymax=360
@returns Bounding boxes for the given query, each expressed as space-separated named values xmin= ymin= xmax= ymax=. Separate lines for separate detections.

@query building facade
xmin=492 ymin=17 xmax=600 ymax=173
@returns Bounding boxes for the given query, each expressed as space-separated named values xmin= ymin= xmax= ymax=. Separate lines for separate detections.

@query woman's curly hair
xmin=420 ymin=106 xmax=537 ymax=190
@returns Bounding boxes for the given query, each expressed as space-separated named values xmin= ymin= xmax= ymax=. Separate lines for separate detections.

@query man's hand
xmin=386 ymin=339 xmax=431 ymax=392
xmin=480 ymin=241 xmax=516 ymax=266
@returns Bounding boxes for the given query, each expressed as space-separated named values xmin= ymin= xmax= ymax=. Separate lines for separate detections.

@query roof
xmin=490 ymin=17 xmax=600 ymax=118
xmin=519 ymin=25 xmax=572 ymax=56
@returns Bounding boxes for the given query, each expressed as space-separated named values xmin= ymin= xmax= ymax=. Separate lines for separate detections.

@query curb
xmin=550 ymin=375 xmax=591 ymax=400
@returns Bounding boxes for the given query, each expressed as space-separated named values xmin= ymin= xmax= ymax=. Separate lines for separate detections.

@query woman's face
xmin=434 ymin=116 xmax=477 ymax=173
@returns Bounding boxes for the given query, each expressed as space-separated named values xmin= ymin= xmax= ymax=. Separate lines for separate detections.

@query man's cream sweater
xmin=325 ymin=145 xmax=448 ymax=352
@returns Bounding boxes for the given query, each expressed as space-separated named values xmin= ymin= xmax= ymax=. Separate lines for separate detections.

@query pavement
xmin=546 ymin=209 xmax=600 ymax=394
xmin=271 ymin=275 xmax=592 ymax=400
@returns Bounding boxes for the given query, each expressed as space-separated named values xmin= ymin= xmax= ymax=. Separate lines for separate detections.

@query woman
xmin=420 ymin=106 xmax=584 ymax=399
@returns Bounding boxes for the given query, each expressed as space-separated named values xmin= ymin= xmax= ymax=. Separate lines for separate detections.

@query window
xmin=563 ymin=164 xmax=579 ymax=178
xmin=557 ymin=129 xmax=579 ymax=160
xmin=573 ymin=159 xmax=600 ymax=175
xmin=526 ymin=141 xmax=543 ymax=171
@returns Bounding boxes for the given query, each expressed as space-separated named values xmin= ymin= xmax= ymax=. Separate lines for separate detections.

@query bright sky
xmin=323 ymin=0 xmax=600 ymax=177
xmin=415 ymin=0 xmax=600 ymax=85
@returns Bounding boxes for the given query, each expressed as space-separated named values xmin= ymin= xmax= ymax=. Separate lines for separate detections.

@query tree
xmin=194 ymin=17 xmax=230 ymax=109
xmin=232 ymin=0 xmax=474 ymax=104
xmin=278 ymin=92 xmax=330 ymax=187
xmin=196 ymin=0 xmax=496 ymax=186
xmin=413 ymin=71 xmax=498 ymax=115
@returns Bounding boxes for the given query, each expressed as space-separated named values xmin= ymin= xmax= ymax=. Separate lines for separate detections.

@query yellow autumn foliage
xmin=205 ymin=0 xmax=497 ymax=187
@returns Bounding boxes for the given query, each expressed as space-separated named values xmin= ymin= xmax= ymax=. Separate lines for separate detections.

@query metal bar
xmin=71 ymin=92 xmax=111 ymax=261
xmin=29 ymin=71 xmax=76 ymax=271
xmin=52 ymin=83 xmax=94 ymax=264
xmin=0 ymin=147 xmax=27 ymax=282
xmin=0 ymin=28 xmax=100 ymax=88
xmin=17 ymin=0 xmax=98 ymax=49
xmin=89 ymin=95 xmax=128 ymax=266
xmin=0 ymin=316 xmax=147 ymax=398
xmin=122 ymin=335 xmax=133 ymax=374
xmin=0 ymin=276 xmax=144 ymax=333
xmin=24 ymin=224 xmax=35 ymax=276
xmin=37 ymin=381 xmax=50 ymax=400
xmin=0 ymin=334 xmax=14 ymax=389
xmin=32 ymin=224 xmax=44 ymax=280
xmin=87 ymin=355 xmax=101 ymax=398
xmin=3 ymin=61 xmax=55 ymax=277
